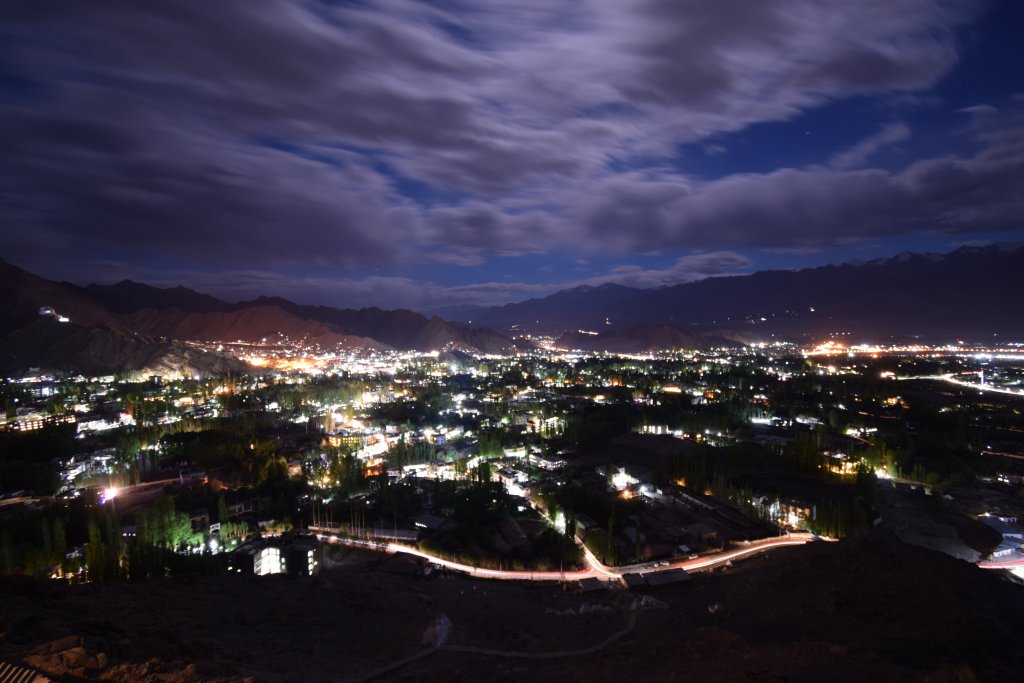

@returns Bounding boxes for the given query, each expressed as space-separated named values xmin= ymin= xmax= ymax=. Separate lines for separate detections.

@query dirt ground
xmin=2 ymin=532 xmax=1022 ymax=683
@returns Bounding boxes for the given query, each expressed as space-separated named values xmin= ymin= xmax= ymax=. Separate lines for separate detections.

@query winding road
xmin=310 ymin=525 xmax=815 ymax=584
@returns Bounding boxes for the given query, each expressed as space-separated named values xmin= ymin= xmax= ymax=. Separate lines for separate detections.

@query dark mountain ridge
xmin=446 ymin=244 xmax=1024 ymax=341
xmin=80 ymin=279 xmax=229 ymax=315
xmin=0 ymin=258 xmax=110 ymax=336
xmin=235 ymin=296 xmax=515 ymax=352
xmin=0 ymin=259 xmax=521 ymax=374
xmin=6 ymin=242 xmax=1022 ymax=374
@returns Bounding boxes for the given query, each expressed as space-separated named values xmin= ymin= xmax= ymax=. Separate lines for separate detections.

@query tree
xmin=0 ymin=531 xmax=14 ymax=575
xmin=217 ymin=493 xmax=230 ymax=524
xmin=475 ymin=460 xmax=492 ymax=485
xmin=606 ymin=508 xmax=617 ymax=565
xmin=855 ymin=467 xmax=879 ymax=509
xmin=565 ymin=510 xmax=577 ymax=541
xmin=259 ymin=455 xmax=288 ymax=484
xmin=40 ymin=518 xmax=53 ymax=565
xmin=85 ymin=519 xmax=105 ymax=581
xmin=51 ymin=518 xmax=67 ymax=570
xmin=219 ymin=520 xmax=249 ymax=542
xmin=140 ymin=496 xmax=200 ymax=551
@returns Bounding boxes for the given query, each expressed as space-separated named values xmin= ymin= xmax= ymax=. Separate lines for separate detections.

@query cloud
xmin=561 ymin=116 xmax=1024 ymax=252
xmin=1 ymin=0 xmax=1012 ymax=303
xmin=957 ymin=104 xmax=999 ymax=117
xmin=580 ymin=252 xmax=752 ymax=289
xmin=426 ymin=202 xmax=555 ymax=256
xmin=427 ymin=252 xmax=487 ymax=267
xmin=829 ymin=122 xmax=911 ymax=170
xmin=1 ymin=122 xmax=423 ymax=268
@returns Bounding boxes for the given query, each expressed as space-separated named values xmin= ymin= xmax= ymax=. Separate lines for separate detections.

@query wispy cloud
xmin=829 ymin=122 xmax=911 ymax=170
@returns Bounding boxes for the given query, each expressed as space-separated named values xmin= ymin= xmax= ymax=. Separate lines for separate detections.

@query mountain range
xmin=439 ymin=244 xmax=1024 ymax=342
xmin=4 ymin=243 xmax=1023 ymax=374
xmin=0 ymin=259 xmax=520 ymax=375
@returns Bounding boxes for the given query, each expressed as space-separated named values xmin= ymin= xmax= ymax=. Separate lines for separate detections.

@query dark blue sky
xmin=2 ymin=0 xmax=1023 ymax=311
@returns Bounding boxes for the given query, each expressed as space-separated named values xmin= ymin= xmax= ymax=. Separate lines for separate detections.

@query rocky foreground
xmin=1 ymin=532 xmax=1022 ymax=683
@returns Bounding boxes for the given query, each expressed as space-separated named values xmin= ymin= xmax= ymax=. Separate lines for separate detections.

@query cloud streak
xmin=829 ymin=122 xmax=912 ymax=170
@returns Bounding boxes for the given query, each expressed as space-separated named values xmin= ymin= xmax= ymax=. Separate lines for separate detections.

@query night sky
xmin=3 ymin=1 xmax=1023 ymax=311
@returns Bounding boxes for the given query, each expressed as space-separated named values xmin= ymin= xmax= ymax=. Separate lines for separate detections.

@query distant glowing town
xmin=5 ymin=334 xmax=1024 ymax=586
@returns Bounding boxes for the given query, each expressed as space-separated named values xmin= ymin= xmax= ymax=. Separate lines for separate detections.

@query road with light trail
xmin=900 ymin=373 xmax=1024 ymax=398
xmin=977 ymin=556 xmax=1024 ymax=570
xmin=311 ymin=526 xmax=815 ymax=583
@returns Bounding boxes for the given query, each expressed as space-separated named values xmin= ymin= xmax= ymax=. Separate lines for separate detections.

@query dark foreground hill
xmin=1 ymin=532 xmax=1021 ymax=682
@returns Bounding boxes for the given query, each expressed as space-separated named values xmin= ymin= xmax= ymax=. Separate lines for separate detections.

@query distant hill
xmin=0 ymin=316 xmax=248 ymax=376
xmin=436 ymin=283 xmax=642 ymax=331
xmin=443 ymin=245 xmax=1024 ymax=342
xmin=233 ymin=296 xmax=518 ymax=353
xmin=0 ymin=259 xmax=522 ymax=373
xmin=116 ymin=305 xmax=380 ymax=349
xmin=81 ymin=279 xmax=229 ymax=315
xmin=0 ymin=258 xmax=111 ymax=335
xmin=554 ymin=324 xmax=728 ymax=353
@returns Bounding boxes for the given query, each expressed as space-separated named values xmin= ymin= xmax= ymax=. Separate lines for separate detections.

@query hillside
xmin=0 ymin=317 xmax=247 ymax=377
xmin=554 ymin=324 xmax=725 ymax=353
xmin=0 ymin=260 xmax=521 ymax=373
xmin=0 ymin=259 xmax=111 ymax=335
xmin=118 ymin=306 xmax=371 ymax=349
xmin=237 ymin=298 xmax=519 ymax=353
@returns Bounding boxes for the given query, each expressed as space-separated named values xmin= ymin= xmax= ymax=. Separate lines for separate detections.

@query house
xmin=578 ymin=577 xmax=606 ymax=592
xmin=283 ymin=535 xmax=323 ymax=576
xmin=991 ymin=542 xmax=1019 ymax=559
xmin=535 ymin=455 xmax=567 ymax=471
xmin=495 ymin=467 xmax=528 ymax=495
xmin=227 ymin=535 xmax=323 ymax=576
xmin=412 ymin=513 xmax=451 ymax=531
xmin=644 ymin=568 xmax=691 ymax=587
xmin=621 ymin=572 xmax=646 ymax=589
xmin=979 ymin=515 xmax=1024 ymax=539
